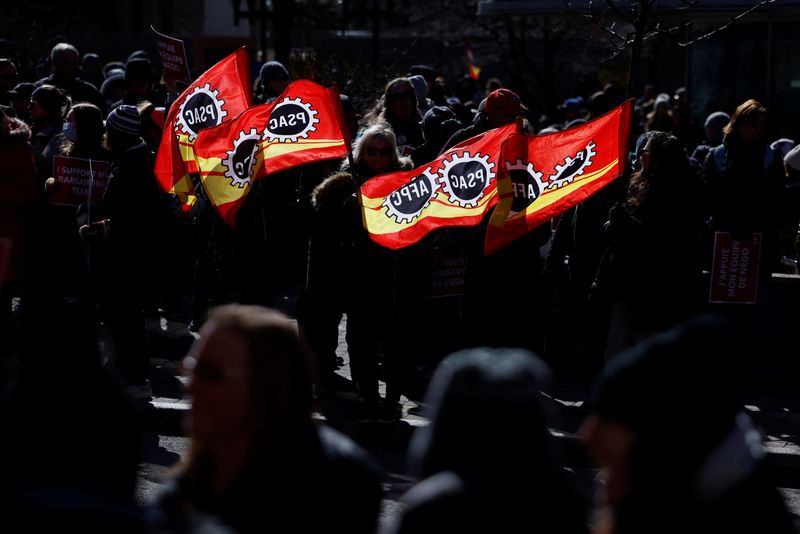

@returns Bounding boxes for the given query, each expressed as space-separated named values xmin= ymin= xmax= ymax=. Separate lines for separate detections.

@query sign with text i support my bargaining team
xmin=360 ymin=122 xmax=520 ymax=249
xmin=485 ymin=100 xmax=633 ymax=255
xmin=50 ymin=156 xmax=109 ymax=207
xmin=153 ymin=48 xmax=251 ymax=207
xmin=191 ymin=80 xmax=349 ymax=227
xmin=709 ymin=232 xmax=762 ymax=304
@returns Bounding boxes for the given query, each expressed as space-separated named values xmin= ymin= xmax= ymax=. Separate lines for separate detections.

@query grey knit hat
xmin=106 ymin=104 xmax=141 ymax=136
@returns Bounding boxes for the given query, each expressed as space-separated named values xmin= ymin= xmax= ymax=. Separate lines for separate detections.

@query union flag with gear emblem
xmin=360 ymin=121 xmax=520 ymax=249
xmin=191 ymin=80 xmax=349 ymax=227
xmin=154 ymin=48 xmax=251 ymax=208
xmin=484 ymin=99 xmax=633 ymax=255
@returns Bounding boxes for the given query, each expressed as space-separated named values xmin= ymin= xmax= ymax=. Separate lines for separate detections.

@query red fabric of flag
xmin=360 ymin=122 xmax=519 ymax=249
xmin=153 ymin=48 xmax=251 ymax=203
xmin=191 ymin=80 xmax=349 ymax=227
xmin=485 ymin=100 xmax=633 ymax=255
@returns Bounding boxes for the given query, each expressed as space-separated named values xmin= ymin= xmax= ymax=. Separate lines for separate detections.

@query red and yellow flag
xmin=191 ymin=80 xmax=348 ymax=226
xmin=484 ymin=100 xmax=633 ymax=255
xmin=360 ymin=122 xmax=519 ymax=249
xmin=154 ymin=48 xmax=251 ymax=208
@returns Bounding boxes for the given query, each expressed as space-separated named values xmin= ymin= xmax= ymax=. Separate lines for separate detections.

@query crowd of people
xmin=1 ymin=39 xmax=800 ymax=531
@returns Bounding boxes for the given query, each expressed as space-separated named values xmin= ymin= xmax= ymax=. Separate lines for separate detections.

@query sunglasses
xmin=365 ymin=146 xmax=393 ymax=157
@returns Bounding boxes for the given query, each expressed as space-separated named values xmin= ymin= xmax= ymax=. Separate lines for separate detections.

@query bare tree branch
xmin=677 ymin=0 xmax=776 ymax=46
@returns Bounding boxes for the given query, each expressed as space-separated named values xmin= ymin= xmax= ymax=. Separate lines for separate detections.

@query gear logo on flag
xmin=505 ymin=159 xmax=546 ymax=215
xmin=222 ymin=128 xmax=260 ymax=188
xmin=438 ymin=152 xmax=496 ymax=208
xmin=547 ymin=141 xmax=597 ymax=189
xmin=382 ymin=168 xmax=439 ymax=223
xmin=262 ymin=96 xmax=319 ymax=143
xmin=176 ymin=83 xmax=228 ymax=141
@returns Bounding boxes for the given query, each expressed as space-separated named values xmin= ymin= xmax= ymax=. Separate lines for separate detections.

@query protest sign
xmin=50 ymin=156 xmax=110 ymax=207
xmin=709 ymin=231 xmax=762 ymax=304
xmin=152 ymin=26 xmax=191 ymax=84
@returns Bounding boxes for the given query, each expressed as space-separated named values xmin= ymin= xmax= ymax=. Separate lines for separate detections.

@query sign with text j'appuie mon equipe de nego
xmin=709 ymin=232 xmax=762 ymax=305
xmin=50 ymin=156 xmax=109 ymax=207
xmin=152 ymin=26 xmax=191 ymax=84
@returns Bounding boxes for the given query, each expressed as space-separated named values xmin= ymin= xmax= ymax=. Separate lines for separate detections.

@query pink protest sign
xmin=51 ymin=156 xmax=110 ymax=207
xmin=709 ymin=232 xmax=762 ymax=305
xmin=152 ymin=26 xmax=191 ymax=84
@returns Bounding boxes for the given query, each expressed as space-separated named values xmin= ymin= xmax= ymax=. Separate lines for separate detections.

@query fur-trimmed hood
xmin=312 ymin=157 xmax=414 ymax=211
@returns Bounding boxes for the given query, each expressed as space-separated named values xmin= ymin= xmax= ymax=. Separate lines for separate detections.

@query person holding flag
xmin=311 ymin=123 xmax=414 ymax=422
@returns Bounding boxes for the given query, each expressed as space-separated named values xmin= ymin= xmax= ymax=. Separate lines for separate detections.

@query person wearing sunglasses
xmin=154 ymin=304 xmax=382 ymax=532
xmin=703 ymin=99 xmax=787 ymax=273
xmin=364 ymin=78 xmax=425 ymax=155
xmin=309 ymin=123 xmax=414 ymax=422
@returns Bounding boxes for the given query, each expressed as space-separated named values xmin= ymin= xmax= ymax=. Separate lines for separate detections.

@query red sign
xmin=709 ymin=232 xmax=762 ymax=304
xmin=51 ymin=156 xmax=110 ymax=207
xmin=152 ymin=26 xmax=191 ymax=84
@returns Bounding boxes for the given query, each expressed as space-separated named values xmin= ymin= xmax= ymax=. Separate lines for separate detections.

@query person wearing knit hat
xmin=255 ymin=60 xmax=290 ymax=104
xmin=106 ymin=104 xmax=141 ymax=137
xmin=580 ymin=316 xmax=795 ymax=533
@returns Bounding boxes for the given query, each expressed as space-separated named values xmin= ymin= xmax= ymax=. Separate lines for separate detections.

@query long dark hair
xmin=626 ymin=132 xmax=693 ymax=217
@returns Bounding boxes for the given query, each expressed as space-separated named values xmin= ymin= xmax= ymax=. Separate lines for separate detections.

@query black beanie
xmin=125 ymin=58 xmax=151 ymax=83
xmin=31 ymin=85 xmax=68 ymax=118
xmin=591 ymin=315 xmax=744 ymax=459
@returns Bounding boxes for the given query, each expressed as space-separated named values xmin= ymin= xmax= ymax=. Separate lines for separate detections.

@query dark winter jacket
xmin=155 ymin=424 xmax=382 ymax=534
xmin=0 ymin=118 xmax=38 ymax=285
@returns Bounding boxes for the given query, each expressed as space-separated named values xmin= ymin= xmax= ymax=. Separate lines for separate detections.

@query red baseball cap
xmin=486 ymin=88 xmax=527 ymax=122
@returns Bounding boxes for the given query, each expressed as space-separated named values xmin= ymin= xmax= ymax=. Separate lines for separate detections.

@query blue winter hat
xmin=107 ymin=104 xmax=141 ymax=136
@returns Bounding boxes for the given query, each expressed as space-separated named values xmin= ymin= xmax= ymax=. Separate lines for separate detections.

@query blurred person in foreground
xmin=580 ymin=316 xmax=795 ymax=533
xmin=387 ymin=347 xmax=588 ymax=534
xmin=153 ymin=304 xmax=382 ymax=533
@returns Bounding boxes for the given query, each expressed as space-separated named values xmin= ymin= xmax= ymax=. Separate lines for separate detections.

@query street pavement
xmin=136 ymin=310 xmax=800 ymax=525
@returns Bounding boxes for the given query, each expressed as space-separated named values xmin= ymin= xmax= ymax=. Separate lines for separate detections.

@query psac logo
xmin=262 ymin=97 xmax=319 ymax=143
xmin=503 ymin=140 xmax=598 ymax=216
xmin=176 ymin=83 xmax=228 ymax=141
xmin=382 ymin=152 xmax=496 ymax=223
xmin=381 ymin=140 xmax=600 ymax=224
xmin=222 ymin=129 xmax=260 ymax=188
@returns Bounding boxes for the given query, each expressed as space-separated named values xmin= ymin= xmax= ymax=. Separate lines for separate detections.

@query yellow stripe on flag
xmin=363 ymin=188 xmax=498 ymax=235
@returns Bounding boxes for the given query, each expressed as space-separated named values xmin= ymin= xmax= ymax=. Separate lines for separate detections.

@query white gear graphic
xmin=438 ymin=152 xmax=496 ymax=208
xmin=261 ymin=96 xmax=319 ymax=143
xmin=175 ymin=83 xmax=228 ymax=141
xmin=504 ymin=159 xmax=547 ymax=216
xmin=547 ymin=141 xmax=597 ymax=189
xmin=222 ymin=128 xmax=261 ymax=189
xmin=382 ymin=168 xmax=439 ymax=223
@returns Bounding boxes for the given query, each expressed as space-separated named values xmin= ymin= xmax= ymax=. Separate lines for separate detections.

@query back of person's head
xmin=589 ymin=316 xmax=745 ymax=483
xmin=410 ymin=347 xmax=556 ymax=479
xmin=485 ymin=88 xmax=526 ymax=126
xmin=69 ymin=102 xmax=105 ymax=148
xmin=105 ymin=104 xmax=141 ymax=151
xmin=704 ymin=111 xmax=730 ymax=146
xmin=30 ymin=84 xmax=70 ymax=120
xmin=422 ymin=105 xmax=459 ymax=142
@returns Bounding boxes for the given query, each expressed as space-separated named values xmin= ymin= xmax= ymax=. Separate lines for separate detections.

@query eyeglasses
xmin=365 ymin=146 xmax=393 ymax=157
